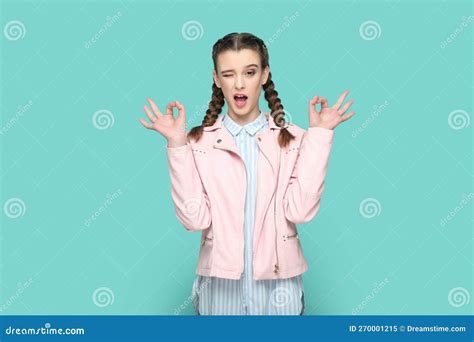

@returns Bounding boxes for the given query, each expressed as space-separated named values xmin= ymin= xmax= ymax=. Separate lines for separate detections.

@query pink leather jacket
xmin=166 ymin=111 xmax=334 ymax=280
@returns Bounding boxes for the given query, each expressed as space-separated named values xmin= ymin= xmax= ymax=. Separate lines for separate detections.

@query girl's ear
xmin=262 ymin=66 xmax=270 ymax=85
xmin=212 ymin=69 xmax=221 ymax=88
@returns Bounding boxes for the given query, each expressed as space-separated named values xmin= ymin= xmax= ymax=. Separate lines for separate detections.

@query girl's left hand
xmin=308 ymin=90 xmax=356 ymax=130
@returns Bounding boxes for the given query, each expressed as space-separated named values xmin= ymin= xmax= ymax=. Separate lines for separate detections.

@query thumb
xmin=175 ymin=101 xmax=186 ymax=121
xmin=175 ymin=101 xmax=187 ymax=130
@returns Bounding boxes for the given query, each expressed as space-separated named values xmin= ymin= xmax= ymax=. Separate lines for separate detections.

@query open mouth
xmin=234 ymin=95 xmax=248 ymax=108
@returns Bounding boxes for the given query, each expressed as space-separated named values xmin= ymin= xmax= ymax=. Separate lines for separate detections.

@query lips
xmin=233 ymin=93 xmax=248 ymax=108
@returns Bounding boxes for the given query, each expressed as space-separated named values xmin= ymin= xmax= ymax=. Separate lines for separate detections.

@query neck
xmin=226 ymin=107 xmax=261 ymax=126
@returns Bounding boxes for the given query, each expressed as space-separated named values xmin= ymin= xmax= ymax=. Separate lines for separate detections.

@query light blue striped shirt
xmin=191 ymin=111 xmax=304 ymax=315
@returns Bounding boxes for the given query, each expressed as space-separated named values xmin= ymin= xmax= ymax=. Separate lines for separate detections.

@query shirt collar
xmin=223 ymin=111 xmax=267 ymax=137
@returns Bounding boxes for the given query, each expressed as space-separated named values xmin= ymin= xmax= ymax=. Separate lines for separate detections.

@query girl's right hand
xmin=139 ymin=98 xmax=187 ymax=147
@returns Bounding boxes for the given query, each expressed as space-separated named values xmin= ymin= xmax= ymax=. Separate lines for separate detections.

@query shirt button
xmin=257 ymin=137 xmax=261 ymax=141
xmin=217 ymin=139 xmax=222 ymax=143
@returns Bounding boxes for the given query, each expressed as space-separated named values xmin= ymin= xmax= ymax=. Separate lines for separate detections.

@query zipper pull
xmin=283 ymin=233 xmax=299 ymax=242
xmin=202 ymin=236 xmax=213 ymax=246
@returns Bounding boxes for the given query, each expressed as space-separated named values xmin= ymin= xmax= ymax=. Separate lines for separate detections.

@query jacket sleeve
xmin=282 ymin=126 xmax=334 ymax=224
xmin=166 ymin=141 xmax=212 ymax=232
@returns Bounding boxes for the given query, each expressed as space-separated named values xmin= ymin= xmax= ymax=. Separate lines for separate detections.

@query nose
xmin=234 ymin=74 xmax=245 ymax=90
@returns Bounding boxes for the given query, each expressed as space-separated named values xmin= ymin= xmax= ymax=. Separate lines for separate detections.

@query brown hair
xmin=187 ymin=32 xmax=295 ymax=148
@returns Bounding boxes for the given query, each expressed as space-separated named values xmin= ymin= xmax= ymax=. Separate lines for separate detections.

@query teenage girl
xmin=139 ymin=32 xmax=355 ymax=315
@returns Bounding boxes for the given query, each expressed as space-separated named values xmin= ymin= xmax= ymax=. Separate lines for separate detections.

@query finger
xmin=309 ymin=96 xmax=319 ymax=111
xmin=139 ymin=118 xmax=153 ymax=129
xmin=175 ymin=100 xmax=186 ymax=120
xmin=147 ymin=98 xmax=163 ymax=118
xmin=332 ymin=90 xmax=349 ymax=110
xmin=166 ymin=101 xmax=176 ymax=116
xmin=338 ymin=99 xmax=354 ymax=115
xmin=319 ymin=97 xmax=328 ymax=109
xmin=341 ymin=111 xmax=356 ymax=122
xmin=144 ymin=104 xmax=157 ymax=122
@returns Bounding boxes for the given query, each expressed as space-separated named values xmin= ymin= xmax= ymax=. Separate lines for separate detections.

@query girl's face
xmin=213 ymin=48 xmax=269 ymax=118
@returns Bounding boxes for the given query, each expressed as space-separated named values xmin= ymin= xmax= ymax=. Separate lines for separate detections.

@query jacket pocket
xmin=282 ymin=232 xmax=299 ymax=242
xmin=197 ymin=233 xmax=214 ymax=270
xmin=280 ymin=227 xmax=305 ymax=273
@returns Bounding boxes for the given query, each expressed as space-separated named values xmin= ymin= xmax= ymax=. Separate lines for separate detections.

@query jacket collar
xmin=203 ymin=111 xmax=289 ymax=132
xmin=210 ymin=111 xmax=282 ymax=182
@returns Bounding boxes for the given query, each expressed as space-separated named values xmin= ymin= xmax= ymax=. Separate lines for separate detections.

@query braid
xmin=263 ymin=71 xmax=295 ymax=148
xmin=187 ymin=81 xmax=225 ymax=142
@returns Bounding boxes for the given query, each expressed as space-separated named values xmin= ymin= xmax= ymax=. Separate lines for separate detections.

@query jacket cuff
xmin=305 ymin=126 xmax=334 ymax=145
xmin=166 ymin=142 xmax=190 ymax=155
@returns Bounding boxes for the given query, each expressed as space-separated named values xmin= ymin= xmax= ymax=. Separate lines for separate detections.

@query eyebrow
xmin=220 ymin=64 xmax=259 ymax=73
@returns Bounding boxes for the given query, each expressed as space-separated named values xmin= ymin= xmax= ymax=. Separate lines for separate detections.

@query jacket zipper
xmin=283 ymin=233 xmax=299 ymax=242
xmin=215 ymin=142 xmax=247 ymax=275
xmin=228 ymin=150 xmax=248 ymax=275
xmin=201 ymin=236 xmax=213 ymax=246
xmin=241 ymin=159 xmax=247 ymax=275
xmin=273 ymin=146 xmax=282 ymax=275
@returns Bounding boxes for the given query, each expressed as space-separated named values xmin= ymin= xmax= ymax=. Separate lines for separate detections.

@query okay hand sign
xmin=139 ymin=98 xmax=187 ymax=146
xmin=308 ymin=90 xmax=356 ymax=130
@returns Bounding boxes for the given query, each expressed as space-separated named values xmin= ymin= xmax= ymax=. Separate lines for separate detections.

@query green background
xmin=1 ymin=0 xmax=472 ymax=315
